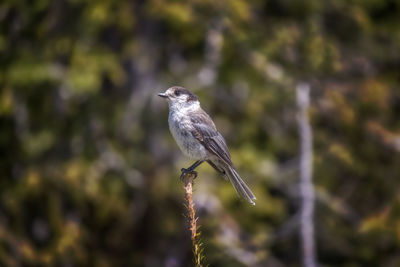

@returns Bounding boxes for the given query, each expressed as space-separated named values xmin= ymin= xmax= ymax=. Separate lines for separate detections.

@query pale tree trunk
xmin=296 ymin=83 xmax=317 ymax=267
xmin=198 ymin=19 xmax=224 ymax=86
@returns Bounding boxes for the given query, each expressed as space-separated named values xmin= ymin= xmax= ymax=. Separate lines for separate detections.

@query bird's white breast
xmin=168 ymin=104 xmax=208 ymax=160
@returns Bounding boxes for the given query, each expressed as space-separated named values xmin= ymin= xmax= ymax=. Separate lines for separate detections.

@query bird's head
xmin=158 ymin=86 xmax=199 ymax=109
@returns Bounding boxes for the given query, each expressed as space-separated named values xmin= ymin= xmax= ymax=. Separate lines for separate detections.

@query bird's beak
xmin=158 ymin=93 xmax=168 ymax=98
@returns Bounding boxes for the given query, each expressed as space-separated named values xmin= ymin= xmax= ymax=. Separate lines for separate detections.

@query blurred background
xmin=1 ymin=0 xmax=400 ymax=266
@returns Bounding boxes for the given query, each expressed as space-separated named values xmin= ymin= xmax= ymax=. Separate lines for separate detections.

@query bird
xmin=158 ymin=86 xmax=256 ymax=205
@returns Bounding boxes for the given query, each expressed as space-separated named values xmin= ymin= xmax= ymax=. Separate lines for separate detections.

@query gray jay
xmin=158 ymin=86 xmax=256 ymax=205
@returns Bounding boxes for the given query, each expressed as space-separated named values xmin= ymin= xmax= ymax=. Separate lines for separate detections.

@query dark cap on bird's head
xmin=158 ymin=86 xmax=198 ymax=102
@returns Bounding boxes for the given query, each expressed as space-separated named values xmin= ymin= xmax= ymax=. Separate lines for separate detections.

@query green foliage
xmin=1 ymin=0 xmax=400 ymax=266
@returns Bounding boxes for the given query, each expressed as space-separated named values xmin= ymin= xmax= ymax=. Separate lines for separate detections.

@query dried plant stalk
xmin=182 ymin=172 xmax=204 ymax=267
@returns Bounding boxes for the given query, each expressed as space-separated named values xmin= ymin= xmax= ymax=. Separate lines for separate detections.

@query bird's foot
xmin=180 ymin=168 xmax=198 ymax=181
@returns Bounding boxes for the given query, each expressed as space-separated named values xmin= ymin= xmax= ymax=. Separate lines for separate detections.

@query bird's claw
xmin=180 ymin=168 xmax=198 ymax=181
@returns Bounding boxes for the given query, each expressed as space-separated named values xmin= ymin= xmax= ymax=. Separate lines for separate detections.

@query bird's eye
xmin=174 ymin=90 xmax=181 ymax=96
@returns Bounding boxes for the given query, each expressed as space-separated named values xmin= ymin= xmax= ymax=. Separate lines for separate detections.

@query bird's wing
xmin=189 ymin=109 xmax=233 ymax=167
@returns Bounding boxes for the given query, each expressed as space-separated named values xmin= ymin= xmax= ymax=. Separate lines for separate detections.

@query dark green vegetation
xmin=1 ymin=0 xmax=400 ymax=266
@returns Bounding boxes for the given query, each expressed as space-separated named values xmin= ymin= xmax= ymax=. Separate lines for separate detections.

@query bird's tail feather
xmin=226 ymin=166 xmax=256 ymax=205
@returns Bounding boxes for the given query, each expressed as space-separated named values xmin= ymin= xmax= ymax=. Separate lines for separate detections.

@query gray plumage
xmin=158 ymin=86 xmax=256 ymax=205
